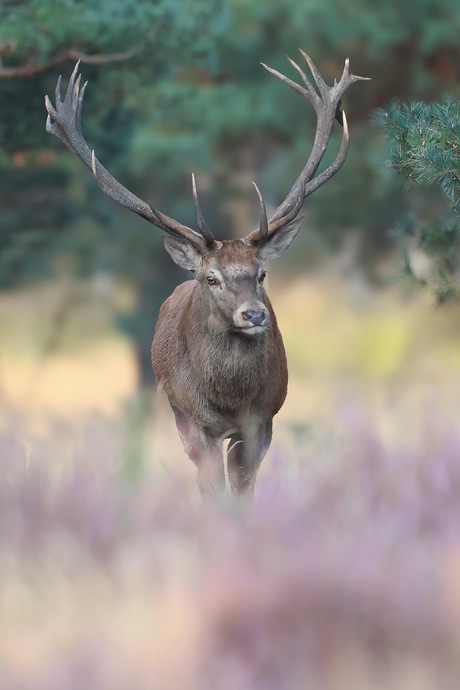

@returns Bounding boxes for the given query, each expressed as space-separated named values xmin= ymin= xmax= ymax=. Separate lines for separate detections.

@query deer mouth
xmin=234 ymin=324 xmax=268 ymax=335
xmin=233 ymin=305 xmax=268 ymax=333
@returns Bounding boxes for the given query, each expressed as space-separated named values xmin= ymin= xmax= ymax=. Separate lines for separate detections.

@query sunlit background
xmin=1 ymin=0 xmax=460 ymax=687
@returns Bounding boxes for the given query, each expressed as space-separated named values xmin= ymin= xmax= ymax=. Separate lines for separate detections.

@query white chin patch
xmin=236 ymin=325 xmax=267 ymax=335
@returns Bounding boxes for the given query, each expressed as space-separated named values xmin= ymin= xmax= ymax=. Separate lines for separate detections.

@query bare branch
xmin=0 ymin=46 xmax=141 ymax=79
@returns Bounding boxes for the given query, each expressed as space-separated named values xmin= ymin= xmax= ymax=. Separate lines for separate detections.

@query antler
xmin=246 ymin=51 xmax=370 ymax=243
xmin=45 ymin=62 xmax=216 ymax=251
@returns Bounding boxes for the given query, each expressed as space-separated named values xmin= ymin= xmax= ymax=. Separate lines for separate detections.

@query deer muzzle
xmin=233 ymin=301 xmax=269 ymax=333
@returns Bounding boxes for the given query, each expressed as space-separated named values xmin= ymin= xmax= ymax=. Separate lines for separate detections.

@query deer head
xmin=163 ymin=208 xmax=304 ymax=334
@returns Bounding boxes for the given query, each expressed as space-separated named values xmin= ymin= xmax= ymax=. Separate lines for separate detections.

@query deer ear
xmin=257 ymin=215 xmax=304 ymax=262
xmin=163 ymin=236 xmax=203 ymax=271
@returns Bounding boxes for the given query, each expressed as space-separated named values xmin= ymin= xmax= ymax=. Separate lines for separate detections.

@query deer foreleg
xmin=226 ymin=421 xmax=272 ymax=498
xmin=171 ymin=405 xmax=225 ymax=496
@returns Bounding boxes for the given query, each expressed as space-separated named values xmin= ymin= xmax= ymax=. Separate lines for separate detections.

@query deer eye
xmin=259 ymin=271 xmax=267 ymax=282
xmin=207 ymin=275 xmax=219 ymax=286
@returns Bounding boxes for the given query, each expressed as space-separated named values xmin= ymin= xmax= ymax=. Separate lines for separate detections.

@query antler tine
xmin=76 ymin=79 xmax=88 ymax=120
xmin=246 ymin=178 xmax=305 ymax=244
xmin=338 ymin=56 xmax=371 ymax=87
xmin=191 ymin=174 xmax=216 ymax=244
xmin=285 ymin=56 xmax=320 ymax=106
xmin=65 ymin=60 xmax=81 ymax=105
xmin=260 ymin=62 xmax=308 ymax=100
xmin=298 ymin=51 xmax=328 ymax=97
xmin=45 ymin=63 xmax=210 ymax=252
xmin=55 ymin=74 xmax=62 ymax=106
xmin=252 ymin=182 xmax=269 ymax=240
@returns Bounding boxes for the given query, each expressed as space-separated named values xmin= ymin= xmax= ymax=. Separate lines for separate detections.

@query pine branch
xmin=380 ymin=98 xmax=460 ymax=302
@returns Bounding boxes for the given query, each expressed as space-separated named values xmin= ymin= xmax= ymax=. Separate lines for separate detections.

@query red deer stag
xmin=45 ymin=52 xmax=368 ymax=497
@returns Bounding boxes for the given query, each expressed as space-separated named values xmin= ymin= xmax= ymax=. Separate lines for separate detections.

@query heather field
xmin=1 ymin=277 xmax=460 ymax=689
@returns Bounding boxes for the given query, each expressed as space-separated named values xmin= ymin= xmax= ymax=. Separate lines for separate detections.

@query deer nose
xmin=242 ymin=309 xmax=266 ymax=326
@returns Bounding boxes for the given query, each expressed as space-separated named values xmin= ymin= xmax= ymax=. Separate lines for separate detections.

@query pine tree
xmin=378 ymin=100 xmax=460 ymax=303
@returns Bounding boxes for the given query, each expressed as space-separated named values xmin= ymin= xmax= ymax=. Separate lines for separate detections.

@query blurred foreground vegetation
xmin=1 ymin=399 xmax=460 ymax=689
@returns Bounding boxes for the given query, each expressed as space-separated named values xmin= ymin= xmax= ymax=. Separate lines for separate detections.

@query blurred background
xmin=0 ymin=1 xmax=460 ymax=687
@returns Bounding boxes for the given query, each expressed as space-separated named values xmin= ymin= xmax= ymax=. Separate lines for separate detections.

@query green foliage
xmin=0 ymin=0 xmax=228 ymax=292
xmin=0 ymin=0 xmax=228 ymax=64
xmin=0 ymin=166 xmax=76 ymax=287
xmin=378 ymin=100 xmax=460 ymax=302
xmin=2 ymin=0 xmax=460 ymax=284
xmin=0 ymin=0 xmax=228 ymax=152
xmin=381 ymin=101 xmax=460 ymax=201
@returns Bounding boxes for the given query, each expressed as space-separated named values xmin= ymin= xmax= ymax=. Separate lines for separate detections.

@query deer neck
xmin=182 ymin=282 xmax=272 ymax=407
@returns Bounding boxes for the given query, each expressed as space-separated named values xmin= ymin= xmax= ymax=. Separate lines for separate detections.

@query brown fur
xmin=151 ymin=239 xmax=289 ymax=497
